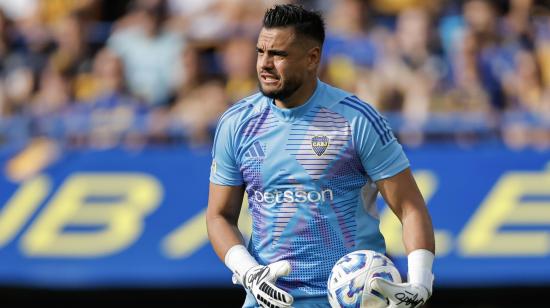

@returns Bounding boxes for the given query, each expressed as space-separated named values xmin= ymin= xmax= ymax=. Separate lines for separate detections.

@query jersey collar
xmin=269 ymin=80 xmax=323 ymax=122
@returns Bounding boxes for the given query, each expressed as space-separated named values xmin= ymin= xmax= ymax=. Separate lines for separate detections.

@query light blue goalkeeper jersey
xmin=210 ymin=80 xmax=409 ymax=304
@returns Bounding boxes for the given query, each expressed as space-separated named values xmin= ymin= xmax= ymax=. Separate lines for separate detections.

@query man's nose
xmin=259 ymin=53 xmax=274 ymax=70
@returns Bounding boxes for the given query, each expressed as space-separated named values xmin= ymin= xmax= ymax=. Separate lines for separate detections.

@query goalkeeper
xmin=206 ymin=4 xmax=435 ymax=308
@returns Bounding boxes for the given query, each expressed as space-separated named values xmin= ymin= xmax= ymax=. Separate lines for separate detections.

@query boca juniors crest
xmin=311 ymin=135 xmax=330 ymax=156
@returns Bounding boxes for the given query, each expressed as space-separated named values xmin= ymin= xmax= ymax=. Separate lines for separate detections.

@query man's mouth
xmin=260 ymin=73 xmax=280 ymax=84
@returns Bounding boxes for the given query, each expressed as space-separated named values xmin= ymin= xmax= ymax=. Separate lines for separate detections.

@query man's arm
xmin=206 ymin=183 xmax=246 ymax=261
xmin=371 ymin=167 xmax=435 ymax=307
xmin=206 ymin=183 xmax=293 ymax=308
xmin=376 ymin=168 xmax=435 ymax=254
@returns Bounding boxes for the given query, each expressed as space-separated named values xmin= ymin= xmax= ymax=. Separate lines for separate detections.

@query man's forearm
xmin=401 ymin=204 xmax=435 ymax=296
xmin=401 ymin=204 xmax=435 ymax=254
xmin=206 ymin=214 xmax=247 ymax=261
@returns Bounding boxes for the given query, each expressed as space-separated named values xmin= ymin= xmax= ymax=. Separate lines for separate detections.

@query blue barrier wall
xmin=0 ymin=144 xmax=548 ymax=287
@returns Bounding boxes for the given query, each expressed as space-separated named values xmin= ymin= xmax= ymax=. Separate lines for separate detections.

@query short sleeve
xmin=210 ymin=117 xmax=243 ymax=186
xmin=354 ymin=107 xmax=409 ymax=182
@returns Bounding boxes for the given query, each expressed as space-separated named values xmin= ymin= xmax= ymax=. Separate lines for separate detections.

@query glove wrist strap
xmin=407 ymin=249 xmax=434 ymax=295
xmin=224 ymin=244 xmax=259 ymax=285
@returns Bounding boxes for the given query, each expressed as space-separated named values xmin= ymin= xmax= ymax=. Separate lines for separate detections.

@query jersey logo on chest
xmin=311 ymin=135 xmax=330 ymax=156
xmin=285 ymin=107 xmax=352 ymax=181
xmin=244 ymin=141 xmax=266 ymax=159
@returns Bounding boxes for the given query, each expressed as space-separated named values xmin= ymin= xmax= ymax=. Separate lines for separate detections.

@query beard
xmin=258 ymin=76 xmax=302 ymax=101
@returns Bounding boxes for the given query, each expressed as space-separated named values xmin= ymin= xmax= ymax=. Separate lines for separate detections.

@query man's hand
xmin=369 ymin=277 xmax=430 ymax=308
xmin=242 ymin=260 xmax=294 ymax=308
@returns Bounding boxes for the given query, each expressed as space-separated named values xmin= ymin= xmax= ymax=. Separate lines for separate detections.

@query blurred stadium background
xmin=0 ymin=0 xmax=549 ymax=307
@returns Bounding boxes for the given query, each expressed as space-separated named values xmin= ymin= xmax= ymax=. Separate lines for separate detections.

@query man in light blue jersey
xmin=206 ymin=4 xmax=435 ymax=308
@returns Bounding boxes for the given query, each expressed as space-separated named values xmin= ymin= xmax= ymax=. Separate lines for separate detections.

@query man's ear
xmin=307 ymin=46 xmax=321 ymax=70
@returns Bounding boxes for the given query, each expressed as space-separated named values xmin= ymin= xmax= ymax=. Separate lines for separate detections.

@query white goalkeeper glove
xmin=225 ymin=245 xmax=294 ymax=308
xmin=370 ymin=278 xmax=429 ymax=308
xmin=369 ymin=249 xmax=434 ymax=308
xmin=242 ymin=261 xmax=294 ymax=308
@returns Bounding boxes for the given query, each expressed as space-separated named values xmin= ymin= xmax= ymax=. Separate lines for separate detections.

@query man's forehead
xmin=257 ymin=27 xmax=296 ymax=48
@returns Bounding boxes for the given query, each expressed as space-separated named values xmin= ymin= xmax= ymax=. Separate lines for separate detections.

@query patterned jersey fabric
xmin=210 ymin=80 xmax=409 ymax=301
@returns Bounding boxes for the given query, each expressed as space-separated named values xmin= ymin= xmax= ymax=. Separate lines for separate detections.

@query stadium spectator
xmin=503 ymin=49 xmax=544 ymax=112
xmin=68 ymin=47 xmax=146 ymax=148
xmin=2 ymin=67 xmax=35 ymax=117
xmin=49 ymin=12 xmax=91 ymax=89
xmin=167 ymin=0 xmax=270 ymax=41
xmin=220 ymin=36 xmax=258 ymax=103
xmin=108 ymin=0 xmax=185 ymax=106
xmin=171 ymin=79 xmax=228 ymax=146
xmin=30 ymin=64 xmax=72 ymax=120
xmin=322 ymin=0 xmax=378 ymax=94
xmin=442 ymin=29 xmax=492 ymax=114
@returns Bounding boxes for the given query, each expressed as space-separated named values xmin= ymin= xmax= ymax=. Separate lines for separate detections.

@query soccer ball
xmin=327 ymin=250 xmax=401 ymax=308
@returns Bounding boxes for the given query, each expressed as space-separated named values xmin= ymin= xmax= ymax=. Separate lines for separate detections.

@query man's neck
xmin=274 ymin=79 xmax=318 ymax=109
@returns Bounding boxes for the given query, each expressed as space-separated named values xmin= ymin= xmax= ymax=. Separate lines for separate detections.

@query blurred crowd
xmin=0 ymin=0 xmax=549 ymax=150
